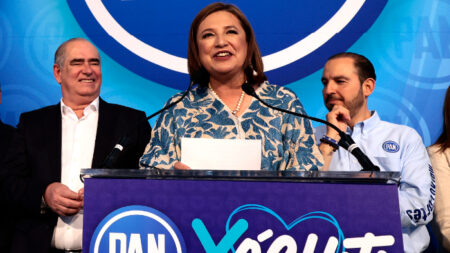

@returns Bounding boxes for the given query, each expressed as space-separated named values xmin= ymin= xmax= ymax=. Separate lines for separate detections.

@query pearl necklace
xmin=209 ymin=83 xmax=245 ymax=115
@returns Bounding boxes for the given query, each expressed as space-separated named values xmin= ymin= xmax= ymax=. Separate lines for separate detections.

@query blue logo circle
xmin=381 ymin=0 xmax=450 ymax=89
xmin=67 ymin=1 xmax=387 ymax=89
xmin=382 ymin=141 xmax=400 ymax=153
xmin=90 ymin=205 xmax=186 ymax=253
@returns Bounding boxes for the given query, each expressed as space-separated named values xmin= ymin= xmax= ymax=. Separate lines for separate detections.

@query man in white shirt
xmin=315 ymin=52 xmax=435 ymax=252
xmin=2 ymin=38 xmax=150 ymax=253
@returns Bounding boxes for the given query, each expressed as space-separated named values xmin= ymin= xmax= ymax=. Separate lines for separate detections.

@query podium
xmin=81 ymin=169 xmax=404 ymax=252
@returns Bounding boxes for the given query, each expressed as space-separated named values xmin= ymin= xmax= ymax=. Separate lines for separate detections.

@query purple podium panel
xmin=82 ymin=171 xmax=403 ymax=252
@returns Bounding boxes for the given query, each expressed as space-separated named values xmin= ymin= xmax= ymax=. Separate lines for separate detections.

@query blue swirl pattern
xmin=140 ymin=82 xmax=323 ymax=171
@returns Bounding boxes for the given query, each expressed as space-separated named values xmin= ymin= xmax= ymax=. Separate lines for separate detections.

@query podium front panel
xmin=83 ymin=176 xmax=403 ymax=252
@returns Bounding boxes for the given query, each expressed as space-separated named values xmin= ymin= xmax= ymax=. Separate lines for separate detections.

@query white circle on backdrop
xmin=84 ymin=0 xmax=366 ymax=73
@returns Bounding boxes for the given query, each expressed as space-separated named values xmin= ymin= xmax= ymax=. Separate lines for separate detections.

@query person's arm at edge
xmin=398 ymin=129 xmax=435 ymax=228
xmin=428 ymin=146 xmax=450 ymax=249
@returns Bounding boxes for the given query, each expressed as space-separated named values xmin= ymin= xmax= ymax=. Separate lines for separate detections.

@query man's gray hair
xmin=54 ymin=38 xmax=91 ymax=67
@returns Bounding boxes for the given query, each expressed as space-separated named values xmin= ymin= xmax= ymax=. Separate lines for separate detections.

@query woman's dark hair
xmin=187 ymin=2 xmax=267 ymax=86
xmin=434 ymin=86 xmax=450 ymax=152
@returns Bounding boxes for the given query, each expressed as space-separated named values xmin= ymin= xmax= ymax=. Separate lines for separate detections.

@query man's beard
xmin=325 ymin=88 xmax=365 ymax=118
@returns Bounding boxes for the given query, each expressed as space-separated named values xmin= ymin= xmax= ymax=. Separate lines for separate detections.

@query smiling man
xmin=315 ymin=52 xmax=434 ymax=252
xmin=2 ymin=38 xmax=150 ymax=253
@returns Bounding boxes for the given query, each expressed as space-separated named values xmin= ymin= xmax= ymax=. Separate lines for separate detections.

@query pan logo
xmin=67 ymin=1 xmax=387 ymax=89
xmin=90 ymin=205 xmax=186 ymax=253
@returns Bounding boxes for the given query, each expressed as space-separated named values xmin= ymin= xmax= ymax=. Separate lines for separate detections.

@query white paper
xmin=181 ymin=138 xmax=261 ymax=170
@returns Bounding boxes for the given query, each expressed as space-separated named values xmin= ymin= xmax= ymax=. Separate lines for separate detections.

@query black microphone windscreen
xmin=241 ymin=83 xmax=256 ymax=96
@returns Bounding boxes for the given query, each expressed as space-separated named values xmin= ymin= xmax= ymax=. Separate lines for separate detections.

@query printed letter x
xmin=192 ymin=218 xmax=248 ymax=253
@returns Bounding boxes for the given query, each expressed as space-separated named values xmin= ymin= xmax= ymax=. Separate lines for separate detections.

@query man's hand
xmin=325 ymin=105 xmax=351 ymax=140
xmin=319 ymin=105 xmax=352 ymax=171
xmin=78 ymin=188 xmax=84 ymax=208
xmin=44 ymin=183 xmax=83 ymax=216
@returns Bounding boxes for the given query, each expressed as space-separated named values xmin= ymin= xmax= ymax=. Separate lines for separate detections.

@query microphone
xmin=101 ymin=80 xmax=196 ymax=168
xmin=242 ymin=83 xmax=380 ymax=172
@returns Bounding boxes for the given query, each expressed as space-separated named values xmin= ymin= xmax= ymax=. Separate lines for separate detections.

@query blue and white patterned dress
xmin=140 ymin=82 xmax=323 ymax=171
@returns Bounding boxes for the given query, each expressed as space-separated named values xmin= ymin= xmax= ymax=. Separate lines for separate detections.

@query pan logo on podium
xmin=89 ymin=204 xmax=398 ymax=252
xmin=90 ymin=205 xmax=186 ymax=253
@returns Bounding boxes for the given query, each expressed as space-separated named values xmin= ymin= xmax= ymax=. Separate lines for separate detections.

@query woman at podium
xmin=140 ymin=2 xmax=323 ymax=171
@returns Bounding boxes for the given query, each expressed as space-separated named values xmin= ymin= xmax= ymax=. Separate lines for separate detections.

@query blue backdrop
xmin=0 ymin=0 xmax=448 ymax=146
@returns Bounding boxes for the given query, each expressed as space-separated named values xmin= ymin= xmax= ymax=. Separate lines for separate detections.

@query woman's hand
xmin=174 ymin=162 xmax=191 ymax=170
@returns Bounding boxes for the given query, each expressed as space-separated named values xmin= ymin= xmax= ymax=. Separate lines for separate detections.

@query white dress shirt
xmin=51 ymin=97 xmax=99 ymax=250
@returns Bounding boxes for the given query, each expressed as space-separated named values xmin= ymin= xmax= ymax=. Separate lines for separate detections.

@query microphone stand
xmin=100 ymin=80 xmax=196 ymax=168
xmin=241 ymin=83 xmax=379 ymax=172
xmin=145 ymin=80 xmax=196 ymax=121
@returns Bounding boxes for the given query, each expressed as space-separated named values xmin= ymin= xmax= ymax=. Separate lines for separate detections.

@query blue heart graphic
xmin=225 ymin=204 xmax=345 ymax=252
